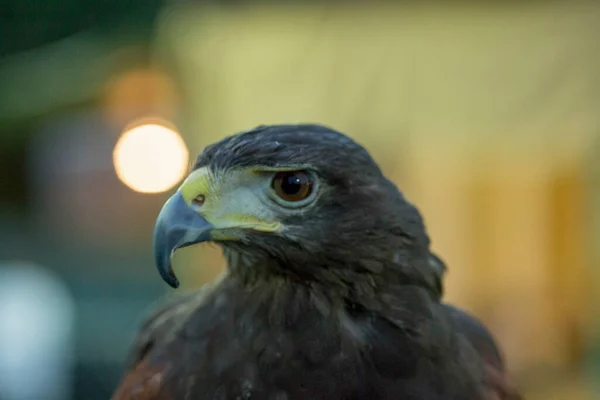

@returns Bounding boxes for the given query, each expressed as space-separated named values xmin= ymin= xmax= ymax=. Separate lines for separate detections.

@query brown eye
xmin=272 ymin=171 xmax=314 ymax=202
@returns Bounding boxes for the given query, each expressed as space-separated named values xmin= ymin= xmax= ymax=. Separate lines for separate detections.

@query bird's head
xmin=153 ymin=124 xmax=432 ymax=289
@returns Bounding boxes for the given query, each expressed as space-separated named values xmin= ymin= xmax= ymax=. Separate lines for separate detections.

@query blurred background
xmin=1 ymin=1 xmax=599 ymax=399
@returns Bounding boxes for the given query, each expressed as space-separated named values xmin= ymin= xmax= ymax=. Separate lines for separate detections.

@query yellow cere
xmin=179 ymin=167 xmax=217 ymax=206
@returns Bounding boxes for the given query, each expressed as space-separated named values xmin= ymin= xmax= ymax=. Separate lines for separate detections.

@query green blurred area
xmin=0 ymin=0 xmax=160 ymax=133
xmin=1 ymin=1 xmax=599 ymax=399
xmin=0 ymin=0 xmax=159 ymax=55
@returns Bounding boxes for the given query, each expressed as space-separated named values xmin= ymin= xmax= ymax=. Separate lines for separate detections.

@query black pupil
xmin=280 ymin=173 xmax=306 ymax=195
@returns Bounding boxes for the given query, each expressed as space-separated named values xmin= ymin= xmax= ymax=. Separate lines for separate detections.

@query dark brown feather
xmin=112 ymin=277 xmax=493 ymax=399
xmin=443 ymin=305 xmax=523 ymax=400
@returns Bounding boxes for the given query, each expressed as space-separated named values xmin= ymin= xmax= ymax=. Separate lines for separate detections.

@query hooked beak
xmin=152 ymin=192 xmax=213 ymax=288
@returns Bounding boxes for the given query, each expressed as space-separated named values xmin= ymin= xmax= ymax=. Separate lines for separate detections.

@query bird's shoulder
xmin=110 ymin=282 xmax=220 ymax=400
xmin=442 ymin=304 xmax=523 ymax=400
xmin=352 ymin=285 xmax=489 ymax=397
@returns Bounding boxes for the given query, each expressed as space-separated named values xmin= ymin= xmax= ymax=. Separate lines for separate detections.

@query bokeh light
xmin=113 ymin=122 xmax=189 ymax=193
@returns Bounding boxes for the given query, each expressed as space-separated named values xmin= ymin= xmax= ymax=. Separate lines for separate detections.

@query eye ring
xmin=270 ymin=170 xmax=317 ymax=207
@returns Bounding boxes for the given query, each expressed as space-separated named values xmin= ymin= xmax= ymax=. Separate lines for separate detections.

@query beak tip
xmin=166 ymin=275 xmax=180 ymax=289
xmin=160 ymin=262 xmax=180 ymax=289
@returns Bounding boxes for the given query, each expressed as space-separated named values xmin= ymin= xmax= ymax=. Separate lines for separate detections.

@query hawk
xmin=112 ymin=124 xmax=521 ymax=400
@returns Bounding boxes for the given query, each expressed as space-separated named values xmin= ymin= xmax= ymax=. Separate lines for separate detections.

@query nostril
xmin=192 ymin=194 xmax=205 ymax=207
